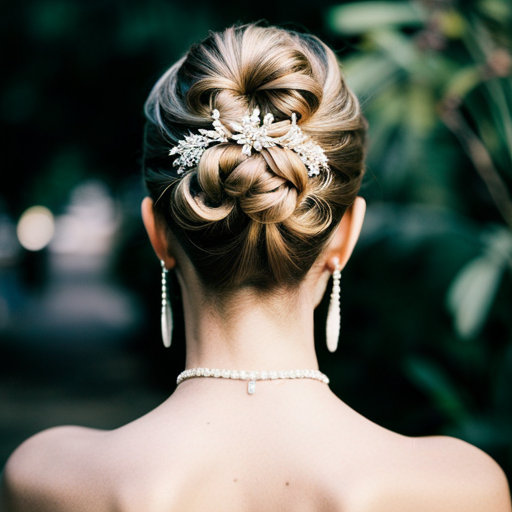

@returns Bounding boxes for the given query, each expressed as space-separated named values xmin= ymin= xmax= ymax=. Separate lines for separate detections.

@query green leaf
xmin=437 ymin=9 xmax=467 ymax=39
xmin=442 ymin=65 xmax=482 ymax=99
xmin=368 ymin=29 xmax=419 ymax=71
xmin=446 ymin=255 xmax=505 ymax=340
xmin=405 ymin=83 xmax=437 ymax=135
xmin=403 ymin=357 xmax=470 ymax=422
xmin=328 ymin=2 xmax=426 ymax=35
xmin=478 ymin=0 xmax=512 ymax=22
xmin=342 ymin=53 xmax=401 ymax=98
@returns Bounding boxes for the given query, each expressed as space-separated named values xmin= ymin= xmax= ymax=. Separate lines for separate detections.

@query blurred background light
xmin=49 ymin=180 xmax=119 ymax=256
xmin=16 ymin=205 xmax=55 ymax=251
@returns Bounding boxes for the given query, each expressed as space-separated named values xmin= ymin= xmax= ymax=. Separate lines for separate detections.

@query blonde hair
xmin=143 ymin=24 xmax=367 ymax=293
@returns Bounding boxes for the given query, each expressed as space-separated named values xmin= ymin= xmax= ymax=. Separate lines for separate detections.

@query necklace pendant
xmin=247 ymin=380 xmax=256 ymax=395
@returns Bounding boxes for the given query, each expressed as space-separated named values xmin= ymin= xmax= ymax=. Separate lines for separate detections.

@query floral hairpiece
xmin=169 ymin=108 xmax=329 ymax=177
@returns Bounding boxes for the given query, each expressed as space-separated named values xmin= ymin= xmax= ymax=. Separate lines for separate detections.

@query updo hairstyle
xmin=143 ymin=24 xmax=367 ymax=294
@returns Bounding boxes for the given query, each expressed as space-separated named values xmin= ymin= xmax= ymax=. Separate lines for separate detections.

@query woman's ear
xmin=141 ymin=197 xmax=176 ymax=269
xmin=325 ymin=196 xmax=366 ymax=272
xmin=311 ymin=197 xmax=366 ymax=308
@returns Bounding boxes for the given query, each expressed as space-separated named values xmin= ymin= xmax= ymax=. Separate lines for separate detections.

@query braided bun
xmin=143 ymin=24 xmax=366 ymax=292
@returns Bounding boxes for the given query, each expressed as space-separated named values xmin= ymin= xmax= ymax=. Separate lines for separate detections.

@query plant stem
xmin=441 ymin=106 xmax=512 ymax=230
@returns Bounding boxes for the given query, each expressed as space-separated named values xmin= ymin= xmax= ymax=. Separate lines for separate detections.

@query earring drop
xmin=326 ymin=262 xmax=342 ymax=353
xmin=161 ymin=260 xmax=173 ymax=348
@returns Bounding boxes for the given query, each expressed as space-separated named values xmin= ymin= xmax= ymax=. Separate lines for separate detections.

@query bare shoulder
xmin=416 ymin=435 xmax=510 ymax=494
xmin=369 ymin=434 xmax=512 ymax=512
xmin=1 ymin=425 xmax=107 ymax=512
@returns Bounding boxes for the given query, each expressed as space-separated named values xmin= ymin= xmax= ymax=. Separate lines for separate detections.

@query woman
xmin=2 ymin=23 xmax=511 ymax=512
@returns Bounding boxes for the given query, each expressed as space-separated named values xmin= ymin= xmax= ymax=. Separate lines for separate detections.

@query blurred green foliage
xmin=323 ymin=0 xmax=512 ymax=475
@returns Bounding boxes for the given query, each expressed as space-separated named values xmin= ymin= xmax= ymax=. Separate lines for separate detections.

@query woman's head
xmin=142 ymin=23 xmax=367 ymax=296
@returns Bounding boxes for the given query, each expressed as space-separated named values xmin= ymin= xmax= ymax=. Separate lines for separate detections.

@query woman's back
xmin=4 ymin=377 xmax=509 ymax=512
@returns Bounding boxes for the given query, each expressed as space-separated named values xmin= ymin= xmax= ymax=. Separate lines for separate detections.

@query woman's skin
xmin=1 ymin=196 xmax=511 ymax=512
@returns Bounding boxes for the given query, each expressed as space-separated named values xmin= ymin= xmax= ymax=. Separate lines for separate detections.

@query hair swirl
xmin=143 ymin=23 xmax=367 ymax=293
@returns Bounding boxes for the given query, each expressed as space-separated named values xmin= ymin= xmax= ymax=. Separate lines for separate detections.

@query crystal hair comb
xmin=169 ymin=108 xmax=330 ymax=177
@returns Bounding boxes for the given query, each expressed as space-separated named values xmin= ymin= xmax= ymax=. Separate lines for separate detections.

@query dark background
xmin=1 ymin=0 xmax=512 ymax=482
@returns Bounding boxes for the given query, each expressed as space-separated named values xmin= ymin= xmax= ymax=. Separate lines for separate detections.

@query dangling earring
xmin=160 ymin=260 xmax=173 ymax=348
xmin=326 ymin=263 xmax=342 ymax=353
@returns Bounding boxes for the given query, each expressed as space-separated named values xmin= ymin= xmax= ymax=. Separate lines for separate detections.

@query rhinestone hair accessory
xmin=169 ymin=108 xmax=330 ymax=177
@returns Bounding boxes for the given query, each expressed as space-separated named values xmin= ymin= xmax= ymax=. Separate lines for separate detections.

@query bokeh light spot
xmin=17 ymin=206 xmax=55 ymax=251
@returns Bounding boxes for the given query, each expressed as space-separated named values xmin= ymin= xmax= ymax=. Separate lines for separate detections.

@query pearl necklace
xmin=176 ymin=368 xmax=330 ymax=395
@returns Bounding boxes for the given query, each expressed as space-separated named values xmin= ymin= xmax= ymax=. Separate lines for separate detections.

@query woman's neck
xmin=179 ymin=281 xmax=319 ymax=372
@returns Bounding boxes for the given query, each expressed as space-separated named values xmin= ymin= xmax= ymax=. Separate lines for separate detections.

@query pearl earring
xmin=326 ymin=263 xmax=342 ymax=353
xmin=160 ymin=260 xmax=173 ymax=348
